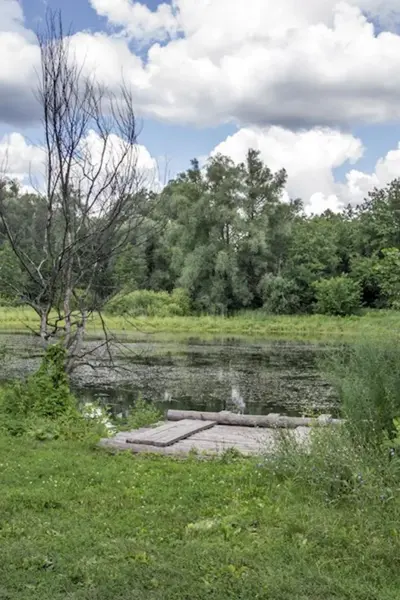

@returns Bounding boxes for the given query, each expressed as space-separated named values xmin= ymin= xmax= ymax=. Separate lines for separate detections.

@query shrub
xmin=263 ymin=426 xmax=395 ymax=506
xmin=374 ymin=247 xmax=400 ymax=309
xmin=259 ymin=274 xmax=300 ymax=314
xmin=0 ymin=344 xmax=111 ymax=440
xmin=322 ymin=339 xmax=400 ymax=446
xmin=106 ymin=288 xmax=191 ymax=317
xmin=314 ymin=275 xmax=361 ymax=316
xmin=119 ymin=396 xmax=162 ymax=431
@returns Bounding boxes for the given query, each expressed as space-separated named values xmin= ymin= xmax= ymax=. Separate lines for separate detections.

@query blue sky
xmin=18 ymin=0 xmax=237 ymax=177
xmin=2 ymin=0 xmax=400 ymax=211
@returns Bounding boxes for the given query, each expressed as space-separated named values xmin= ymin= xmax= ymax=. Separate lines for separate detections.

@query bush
xmin=120 ymin=397 xmax=162 ymax=430
xmin=259 ymin=274 xmax=300 ymax=314
xmin=323 ymin=339 xmax=400 ymax=446
xmin=106 ymin=288 xmax=191 ymax=317
xmin=314 ymin=275 xmax=361 ymax=316
xmin=374 ymin=247 xmax=400 ymax=309
xmin=0 ymin=345 xmax=111 ymax=440
xmin=263 ymin=426 xmax=396 ymax=506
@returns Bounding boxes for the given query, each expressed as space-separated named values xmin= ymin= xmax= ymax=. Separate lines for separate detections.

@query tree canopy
xmin=3 ymin=145 xmax=400 ymax=318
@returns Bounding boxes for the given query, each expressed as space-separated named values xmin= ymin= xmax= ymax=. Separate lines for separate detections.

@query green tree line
xmin=3 ymin=149 xmax=400 ymax=317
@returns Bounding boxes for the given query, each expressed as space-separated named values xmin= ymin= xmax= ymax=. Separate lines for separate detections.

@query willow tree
xmin=0 ymin=11 xmax=149 ymax=371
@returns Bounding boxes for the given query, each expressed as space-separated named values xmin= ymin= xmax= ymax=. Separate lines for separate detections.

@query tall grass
xmin=264 ymin=337 xmax=400 ymax=512
xmin=0 ymin=306 xmax=400 ymax=341
xmin=323 ymin=338 xmax=400 ymax=445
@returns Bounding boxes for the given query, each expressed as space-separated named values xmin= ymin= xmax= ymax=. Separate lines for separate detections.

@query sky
xmin=2 ymin=0 xmax=400 ymax=212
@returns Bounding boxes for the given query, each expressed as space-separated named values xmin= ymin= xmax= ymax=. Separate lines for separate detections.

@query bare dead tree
xmin=0 ymin=10 xmax=152 ymax=372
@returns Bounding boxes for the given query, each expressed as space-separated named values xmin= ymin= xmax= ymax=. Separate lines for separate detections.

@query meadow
xmin=0 ymin=306 xmax=399 ymax=341
xmin=1 ymin=326 xmax=400 ymax=599
xmin=1 ymin=432 xmax=400 ymax=600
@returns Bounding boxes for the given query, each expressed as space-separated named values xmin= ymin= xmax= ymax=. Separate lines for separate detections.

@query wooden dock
xmin=99 ymin=410 xmax=335 ymax=457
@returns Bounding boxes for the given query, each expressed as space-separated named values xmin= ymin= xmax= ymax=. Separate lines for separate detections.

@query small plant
xmin=122 ymin=396 xmax=162 ymax=430
xmin=219 ymin=446 xmax=243 ymax=463
xmin=382 ymin=417 xmax=400 ymax=459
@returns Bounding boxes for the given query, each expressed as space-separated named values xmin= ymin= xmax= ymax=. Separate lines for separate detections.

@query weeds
xmin=1 ymin=432 xmax=400 ymax=599
xmin=1 ymin=335 xmax=400 ymax=598
xmin=119 ymin=396 xmax=162 ymax=430
xmin=1 ymin=306 xmax=400 ymax=341
xmin=0 ymin=345 xmax=112 ymax=441
xmin=262 ymin=427 xmax=399 ymax=507
xmin=323 ymin=338 xmax=400 ymax=445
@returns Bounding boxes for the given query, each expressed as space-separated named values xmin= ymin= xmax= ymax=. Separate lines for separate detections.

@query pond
xmin=0 ymin=334 xmax=338 ymax=417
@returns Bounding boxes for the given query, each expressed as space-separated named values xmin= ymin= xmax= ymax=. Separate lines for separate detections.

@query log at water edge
xmin=166 ymin=410 xmax=343 ymax=428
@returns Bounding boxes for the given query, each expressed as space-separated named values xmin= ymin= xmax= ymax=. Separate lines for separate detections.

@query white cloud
xmin=1 ymin=0 xmax=30 ymax=34
xmin=211 ymin=125 xmax=364 ymax=213
xmin=339 ymin=143 xmax=400 ymax=205
xmin=0 ymin=130 xmax=160 ymax=193
xmin=89 ymin=0 xmax=178 ymax=42
xmin=0 ymin=132 xmax=44 ymax=185
xmin=77 ymin=0 xmax=400 ymax=129
xmin=75 ymin=129 xmax=160 ymax=194
xmin=211 ymin=125 xmax=400 ymax=213
xmin=3 ymin=0 xmax=400 ymax=131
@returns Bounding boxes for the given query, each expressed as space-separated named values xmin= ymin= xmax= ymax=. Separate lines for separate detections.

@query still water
xmin=0 ymin=334 xmax=338 ymax=417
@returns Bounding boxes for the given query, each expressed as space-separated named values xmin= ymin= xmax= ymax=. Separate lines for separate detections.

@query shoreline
xmin=0 ymin=307 xmax=398 ymax=342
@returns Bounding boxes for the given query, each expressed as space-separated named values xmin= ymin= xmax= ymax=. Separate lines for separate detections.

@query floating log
xmin=166 ymin=409 xmax=343 ymax=429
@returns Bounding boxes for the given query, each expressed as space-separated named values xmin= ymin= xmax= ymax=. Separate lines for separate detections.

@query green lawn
xmin=0 ymin=306 xmax=400 ymax=341
xmin=1 ymin=436 xmax=400 ymax=600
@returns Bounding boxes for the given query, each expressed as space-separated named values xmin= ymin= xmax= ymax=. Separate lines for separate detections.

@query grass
xmin=1 ymin=434 xmax=400 ymax=600
xmin=2 ymin=338 xmax=400 ymax=598
xmin=322 ymin=339 xmax=400 ymax=445
xmin=1 ymin=306 xmax=400 ymax=341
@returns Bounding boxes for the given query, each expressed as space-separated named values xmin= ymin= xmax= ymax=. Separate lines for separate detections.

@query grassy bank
xmin=2 ymin=339 xmax=400 ymax=598
xmin=0 ymin=306 xmax=400 ymax=341
xmin=1 ymin=435 xmax=400 ymax=600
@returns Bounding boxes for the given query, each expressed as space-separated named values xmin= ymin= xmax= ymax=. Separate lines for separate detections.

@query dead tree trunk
xmin=0 ymin=9 xmax=151 ymax=371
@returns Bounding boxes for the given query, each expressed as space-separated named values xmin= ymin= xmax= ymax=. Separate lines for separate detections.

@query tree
xmin=259 ymin=274 xmax=300 ymax=314
xmin=354 ymin=179 xmax=400 ymax=255
xmin=314 ymin=276 xmax=361 ymax=316
xmin=236 ymin=149 xmax=288 ymax=307
xmin=374 ymin=248 xmax=400 ymax=309
xmin=285 ymin=213 xmax=344 ymax=311
xmin=0 ymin=11 xmax=148 ymax=371
xmin=160 ymin=150 xmax=288 ymax=313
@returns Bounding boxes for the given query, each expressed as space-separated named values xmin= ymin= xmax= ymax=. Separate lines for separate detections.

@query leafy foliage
xmin=4 ymin=152 xmax=400 ymax=317
xmin=0 ymin=345 xmax=109 ymax=440
xmin=374 ymin=247 xmax=400 ymax=308
xmin=106 ymin=288 xmax=191 ymax=317
xmin=314 ymin=275 xmax=361 ymax=316
xmin=259 ymin=274 xmax=300 ymax=314
xmin=122 ymin=397 xmax=162 ymax=430
xmin=323 ymin=339 xmax=400 ymax=445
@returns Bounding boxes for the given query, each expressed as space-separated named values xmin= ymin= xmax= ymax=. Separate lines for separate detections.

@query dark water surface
xmin=0 ymin=334 xmax=338 ymax=417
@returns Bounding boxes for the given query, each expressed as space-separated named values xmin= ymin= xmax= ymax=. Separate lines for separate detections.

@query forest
xmin=2 ymin=148 xmax=400 ymax=319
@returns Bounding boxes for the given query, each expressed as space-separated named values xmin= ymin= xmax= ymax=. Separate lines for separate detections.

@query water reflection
xmin=75 ymin=338 xmax=338 ymax=417
xmin=0 ymin=334 xmax=338 ymax=417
